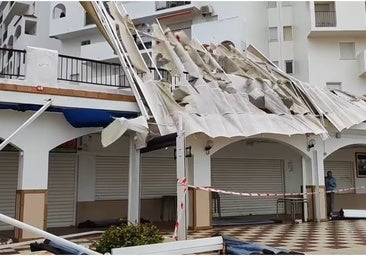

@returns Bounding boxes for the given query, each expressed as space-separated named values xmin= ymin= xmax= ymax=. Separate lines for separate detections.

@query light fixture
xmin=205 ymin=140 xmax=214 ymax=155
xmin=174 ymin=146 xmax=192 ymax=159
xmin=307 ymin=139 xmax=316 ymax=151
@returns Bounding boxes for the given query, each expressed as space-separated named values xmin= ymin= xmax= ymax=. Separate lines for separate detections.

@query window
xmin=267 ymin=1 xmax=277 ymax=8
xmin=314 ymin=2 xmax=336 ymax=27
xmin=269 ymin=27 xmax=278 ymax=42
xmin=14 ymin=25 xmax=21 ymax=39
xmin=283 ymin=26 xmax=293 ymax=41
xmin=285 ymin=60 xmax=294 ymax=74
xmin=52 ymin=4 xmax=66 ymax=19
xmin=25 ymin=20 xmax=36 ymax=35
xmin=81 ymin=40 xmax=91 ymax=46
xmin=339 ymin=42 xmax=355 ymax=60
xmin=326 ymin=82 xmax=342 ymax=90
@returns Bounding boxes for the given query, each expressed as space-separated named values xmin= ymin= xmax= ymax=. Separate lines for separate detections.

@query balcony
xmin=315 ymin=11 xmax=336 ymax=27
xmin=3 ymin=1 xmax=30 ymax=25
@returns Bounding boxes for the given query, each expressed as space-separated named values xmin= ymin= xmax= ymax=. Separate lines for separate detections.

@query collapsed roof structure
xmin=82 ymin=1 xmax=366 ymax=147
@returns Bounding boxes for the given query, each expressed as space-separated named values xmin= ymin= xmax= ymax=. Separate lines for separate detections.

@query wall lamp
xmin=205 ymin=140 xmax=214 ymax=155
xmin=174 ymin=146 xmax=192 ymax=159
xmin=307 ymin=139 xmax=316 ymax=151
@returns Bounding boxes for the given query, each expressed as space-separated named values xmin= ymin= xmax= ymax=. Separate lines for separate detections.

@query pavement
xmin=1 ymin=219 xmax=366 ymax=254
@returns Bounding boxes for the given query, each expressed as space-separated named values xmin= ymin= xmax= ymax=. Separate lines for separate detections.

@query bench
xmin=111 ymin=236 xmax=224 ymax=255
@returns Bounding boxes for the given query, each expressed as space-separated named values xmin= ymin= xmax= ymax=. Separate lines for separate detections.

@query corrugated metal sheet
xmin=324 ymin=161 xmax=354 ymax=193
xmin=47 ymin=153 xmax=76 ymax=227
xmin=141 ymin=157 xmax=176 ymax=198
xmin=212 ymin=158 xmax=284 ymax=216
xmin=95 ymin=156 xmax=129 ymax=200
xmin=0 ymin=152 xmax=18 ymax=230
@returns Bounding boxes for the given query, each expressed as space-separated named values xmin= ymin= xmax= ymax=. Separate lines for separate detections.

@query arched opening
xmin=324 ymin=142 xmax=366 ymax=215
xmin=221 ymin=40 xmax=235 ymax=49
xmin=210 ymin=137 xmax=308 ymax=225
xmin=52 ymin=3 xmax=66 ymax=19
xmin=0 ymin=139 xmax=20 ymax=230
xmin=14 ymin=25 xmax=21 ymax=39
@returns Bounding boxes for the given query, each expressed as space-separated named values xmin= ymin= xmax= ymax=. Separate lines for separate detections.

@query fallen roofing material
xmin=86 ymin=2 xmax=366 ymax=142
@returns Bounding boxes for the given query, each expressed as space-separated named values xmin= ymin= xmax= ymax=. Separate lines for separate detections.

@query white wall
xmin=308 ymin=37 xmax=366 ymax=95
xmin=335 ymin=2 xmax=366 ymax=31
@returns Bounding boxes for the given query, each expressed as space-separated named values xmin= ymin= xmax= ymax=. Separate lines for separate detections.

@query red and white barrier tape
xmin=172 ymin=177 xmax=188 ymax=240
xmin=177 ymin=180 xmax=366 ymax=198
xmin=172 ymin=179 xmax=366 ymax=238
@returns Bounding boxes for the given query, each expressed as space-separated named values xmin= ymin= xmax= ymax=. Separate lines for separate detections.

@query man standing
xmin=325 ymin=171 xmax=337 ymax=218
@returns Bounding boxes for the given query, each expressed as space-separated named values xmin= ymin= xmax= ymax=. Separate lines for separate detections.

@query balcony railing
xmin=58 ymin=54 xmax=129 ymax=87
xmin=0 ymin=48 xmax=188 ymax=87
xmin=315 ymin=11 xmax=336 ymax=27
xmin=0 ymin=48 xmax=26 ymax=79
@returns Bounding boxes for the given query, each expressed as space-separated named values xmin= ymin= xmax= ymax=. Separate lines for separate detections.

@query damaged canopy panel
xmin=85 ymin=1 xmax=366 ymax=142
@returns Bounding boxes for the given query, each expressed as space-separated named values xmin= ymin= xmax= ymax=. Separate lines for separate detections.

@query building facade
xmin=0 ymin=1 xmax=366 ymax=241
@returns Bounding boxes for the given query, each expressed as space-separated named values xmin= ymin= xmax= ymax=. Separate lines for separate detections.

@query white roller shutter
xmin=324 ymin=161 xmax=354 ymax=193
xmin=47 ymin=153 xmax=76 ymax=227
xmin=141 ymin=157 xmax=176 ymax=198
xmin=0 ymin=152 xmax=18 ymax=230
xmin=212 ymin=158 xmax=284 ymax=217
xmin=95 ymin=156 xmax=129 ymax=200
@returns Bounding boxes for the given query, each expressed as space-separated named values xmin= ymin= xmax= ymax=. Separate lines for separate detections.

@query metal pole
xmin=0 ymin=99 xmax=52 ymax=151
xmin=0 ymin=213 xmax=99 ymax=255
xmin=176 ymin=114 xmax=187 ymax=240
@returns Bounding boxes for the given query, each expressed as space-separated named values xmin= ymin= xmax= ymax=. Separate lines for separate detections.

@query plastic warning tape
xmin=177 ymin=180 xmax=366 ymax=198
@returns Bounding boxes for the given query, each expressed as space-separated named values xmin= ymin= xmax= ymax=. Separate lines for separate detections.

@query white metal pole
xmin=0 ymin=99 xmax=52 ymax=151
xmin=0 ymin=213 xmax=99 ymax=255
xmin=176 ymin=114 xmax=187 ymax=240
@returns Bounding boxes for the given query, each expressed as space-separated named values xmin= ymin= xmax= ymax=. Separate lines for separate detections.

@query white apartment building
xmin=1 ymin=1 xmax=366 ymax=241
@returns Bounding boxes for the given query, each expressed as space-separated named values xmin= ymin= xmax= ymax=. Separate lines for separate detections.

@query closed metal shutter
xmin=95 ymin=156 xmax=129 ymax=200
xmin=212 ymin=158 xmax=284 ymax=216
xmin=0 ymin=152 xmax=18 ymax=230
xmin=47 ymin=153 xmax=76 ymax=227
xmin=141 ymin=157 xmax=176 ymax=198
xmin=324 ymin=161 xmax=354 ymax=193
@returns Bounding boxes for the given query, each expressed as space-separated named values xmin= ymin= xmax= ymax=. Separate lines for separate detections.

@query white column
xmin=128 ymin=134 xmax=141 ymax=224
xmin=176 ymin=116 xmax=187 ymax=240
xmin=311 ymin=148 xmax=326 ymax=222
xmin=18 ymin=149 xmax=49 ymax=189
xmin=301 ymin=156 xmax=308 ymax=222
xmin=16 ymin=148 xmax=49 ymax=240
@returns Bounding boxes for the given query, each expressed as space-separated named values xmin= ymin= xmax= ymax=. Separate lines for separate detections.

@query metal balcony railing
xmin=0 ymin=48 xmax=188 ymax=87
xmin=0 ymin=47 xmax=26 ymax=79
xmin=58 ymin=54 xmax=129 ymax=87
xmin=58 ymin=54 xmax=189 ymax=87
xmin=315 ymin=11 xmax=337 ymax=27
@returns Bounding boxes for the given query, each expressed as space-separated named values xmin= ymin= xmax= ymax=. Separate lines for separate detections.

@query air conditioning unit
xmin=200 ymin=5 xmax=213 ymax=16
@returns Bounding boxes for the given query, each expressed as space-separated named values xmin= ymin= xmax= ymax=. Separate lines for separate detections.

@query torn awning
xmin=84 ymin=1 xmax=366 ymax=142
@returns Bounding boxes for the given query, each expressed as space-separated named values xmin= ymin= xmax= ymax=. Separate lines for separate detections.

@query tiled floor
xmin=2 ymin=220 xmax=366 ymax=254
